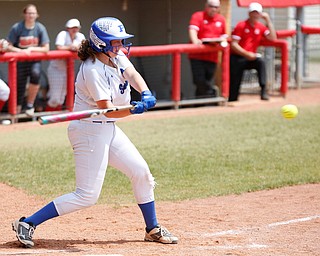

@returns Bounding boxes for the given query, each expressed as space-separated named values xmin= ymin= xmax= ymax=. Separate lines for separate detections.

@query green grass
xmin=1 ymin=105 xmax=319 ymax=205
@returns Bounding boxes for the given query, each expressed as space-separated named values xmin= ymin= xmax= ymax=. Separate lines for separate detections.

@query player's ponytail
xmin=78 ymin=39 xmax=96 ymax=62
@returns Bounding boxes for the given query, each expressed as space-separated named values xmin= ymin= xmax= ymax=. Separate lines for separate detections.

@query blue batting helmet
xmin=89 ymin=17 xmax=134 ymax=53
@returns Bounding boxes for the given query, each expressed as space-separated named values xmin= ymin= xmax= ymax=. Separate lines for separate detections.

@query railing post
xmin=221 ymin=45 xmax=230 ymax=99
xmin=280 ymin=41 xmax=289 ymax=96
xmin=171 ymin=52 xmax=181 ymax=109
xmin=66 ymin=57 xmax=75 ymax=111
xmin=8 ymin=60 xmax=17 ymax=115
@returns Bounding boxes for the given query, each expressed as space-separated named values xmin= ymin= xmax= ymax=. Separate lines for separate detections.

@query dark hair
xmin=23 ymin=4 xmax=37 ymax=13
xmin=78 ymin=39 xmax=97 ymax=62
xmin=23 ymin=4 xmax=39 ymax=19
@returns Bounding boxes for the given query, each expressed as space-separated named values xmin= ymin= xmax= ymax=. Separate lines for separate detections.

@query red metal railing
xmin=129 ymin=43 xmax=230 ymax=99
xmin=0 ymin=51 xmax=77 ymax=115
xmin=260 ymin=39 xmax=289 ymax=95
xmin=301 ymin=25 xmax=320 ymax=35
xmin=0 ymin=41 xmax=289 ymax=116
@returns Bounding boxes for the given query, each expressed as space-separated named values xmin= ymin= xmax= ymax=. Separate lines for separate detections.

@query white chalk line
xmin=0 ymin=251 xmax=123 ymax=256
xmin=204 ymin=214 xmax=320 ymax=237
xmin=0 ymin=249 xmax=72 ymax=255
xmin=3 ymin=215 xmax=318 ymax=254
xmin=85 ymin=255 xmax=124 ymax=256
xmin=84 ymin=255 xmax=123 ymax=256
xmin=195 ymin=243 xmax=268 ymax=250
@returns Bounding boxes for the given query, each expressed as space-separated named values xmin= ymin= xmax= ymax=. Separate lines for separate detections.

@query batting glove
xmin=141 ymin=90 xmax=156 ymax=110
xmin=130 ymin=101 xmax=145 ymax=114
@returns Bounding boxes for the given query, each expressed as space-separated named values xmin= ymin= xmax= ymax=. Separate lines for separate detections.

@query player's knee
xmin=75 ymin=188 xmax=99 ymax=207
xmin=132 ymin=171 xmax=156 ymax=188
xmin=30 ymin=71 xmax=41 ymax=84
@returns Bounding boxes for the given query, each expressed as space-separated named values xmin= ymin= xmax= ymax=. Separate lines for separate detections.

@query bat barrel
xmin=38 ymin=105 xmax=134 ymax=125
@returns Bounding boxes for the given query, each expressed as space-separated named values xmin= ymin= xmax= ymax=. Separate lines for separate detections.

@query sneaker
xmin=144 ymin=225 xmax=178 ymax=244
xmin=25 ymin=106 xmax=35 ymax=117
xmin=12 ymin=217 xmax=35 ymax=248
xmin=261 ymin=89 xmax=269 ymax=101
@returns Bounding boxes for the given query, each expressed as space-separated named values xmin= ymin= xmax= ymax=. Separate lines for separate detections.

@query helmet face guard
xmin=89 ymin=17 xmax=134 ymax=56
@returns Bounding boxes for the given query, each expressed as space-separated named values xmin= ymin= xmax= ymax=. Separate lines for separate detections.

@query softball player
xmin=12 ymin=17 xmax=178 ymax=247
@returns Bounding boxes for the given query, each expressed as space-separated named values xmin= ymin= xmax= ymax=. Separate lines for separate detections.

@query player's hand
xmin=246 ymin=51 xmax=258 ymax=61
xmin=130 ymin=101 xmax=145 ymax=114
xmin=0 ymin=39 xmax=9 ymax=52
xmin=141 ymin=90 xmax=156 ymax=110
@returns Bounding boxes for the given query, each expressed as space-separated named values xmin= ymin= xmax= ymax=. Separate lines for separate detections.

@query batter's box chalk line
xmin=194 ymin=243 xmax=268 ymax=250
xmin=0 ymin=250 xmax=123 ymax=256
xmin=85 ymin=255 xmax=124 ymax=256
xmin=0 ymin=249 xmax=73 ymax=255
xmin=203 ymin=214 xmax=320 ymax=237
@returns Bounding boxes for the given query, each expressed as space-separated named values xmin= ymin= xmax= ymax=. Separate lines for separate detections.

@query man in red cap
xmin=229 ymin=2 xmax=277 ymax=102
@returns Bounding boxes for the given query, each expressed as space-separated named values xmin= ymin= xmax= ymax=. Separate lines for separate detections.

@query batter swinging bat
xmin=39 ymin=105 xmax=134 ymax=125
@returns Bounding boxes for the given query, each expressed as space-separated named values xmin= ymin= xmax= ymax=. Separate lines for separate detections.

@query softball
xmin=281 ymin=104 xmax=298 ymax=119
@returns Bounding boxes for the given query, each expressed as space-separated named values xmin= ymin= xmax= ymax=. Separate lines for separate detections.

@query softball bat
xmin=39 ymin=105 xmax=134 ymax=125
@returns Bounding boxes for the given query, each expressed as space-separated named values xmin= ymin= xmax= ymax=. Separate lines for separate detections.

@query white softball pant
xmin=47 ymin=64 xmax=66 ymax=107
xmin=54 ymin=120 xmax=155 ymax=216
xmin=0 ymin=79 xmax=9 ymax=101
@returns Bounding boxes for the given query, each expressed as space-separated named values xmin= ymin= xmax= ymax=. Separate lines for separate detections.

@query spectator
xmin=229 ymin=2 xmax=277 ymax=102
xmin=0 ymin=39 xmax=10 ymax=113
xmin=0 ymin=79 xmax=10 ymax=113
xmin=188 ymin=0 xmax=228 ymax=98
xmin=7 ymin=4 xmax=50 ymax=116
xmin=46 ymin=19 xmax=85 ymax=111
xmin=0 ymin=39 xmax=10 ymax=112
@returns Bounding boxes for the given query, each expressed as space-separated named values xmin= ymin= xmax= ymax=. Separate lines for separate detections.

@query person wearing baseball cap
xmin=65 ymin=18 xmax=81 ymax=29
xmin=188 ymin=0 xmax=228 ymax=99
xmin=229 ymin=2 xmax=277 ymax=102
xmin=12 ymin=17 xmax=178 ymax=248
xmin=248 ymin=2 xmax=263 ymax=13
xmin=46 ymin=18 xmax=85 ymax=111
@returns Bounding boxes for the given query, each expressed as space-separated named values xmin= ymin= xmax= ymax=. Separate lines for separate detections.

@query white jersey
xmin=74 ymin=50 xmax=133 ymax=122
xmin=50 ymin=31 xmax=86 ymax=69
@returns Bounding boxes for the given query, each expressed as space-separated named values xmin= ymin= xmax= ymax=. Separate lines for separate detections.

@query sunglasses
xmin=208 ymin=5 xmax=219 ymax=8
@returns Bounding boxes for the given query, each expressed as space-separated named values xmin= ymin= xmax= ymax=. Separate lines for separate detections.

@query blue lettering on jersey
xmin=119 ymin=81 xmax=128 ymax=94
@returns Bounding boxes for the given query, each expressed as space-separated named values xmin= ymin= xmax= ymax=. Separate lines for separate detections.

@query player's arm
xmin=123 ymin=66 xmax=156 ymax=110
xmin=6 ymin=43 xmax=22 ymax=53
xmin=24 ymin=42 xmax=50 ymax=53
xmin=7 ymin=42 xmax=49 ymax=54
xmin=56 ymin=44 xmax=80 ymax=51
xmin=123 ymin=66 xmax=149 ymax=93
xmin=261 ymin=12 xmax=277 ymax=41
xmin=189 ymin=29 xmax=202 ymax=45
xmin=96 ymin=100 xmax=132 ymax=118
xmin=230 ymin=38 xmax=257 ymax=61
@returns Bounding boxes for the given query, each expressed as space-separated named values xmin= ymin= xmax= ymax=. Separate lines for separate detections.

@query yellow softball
xmin=281 ymin=104 xmax=298 ymax=119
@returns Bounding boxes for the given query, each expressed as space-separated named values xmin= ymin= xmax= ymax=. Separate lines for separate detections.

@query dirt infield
xmin=1 ymin=87 xmax=320 ymax=255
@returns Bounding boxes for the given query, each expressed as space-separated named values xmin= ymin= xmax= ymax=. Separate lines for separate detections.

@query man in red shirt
xmin=229 ymin=2 xmax=276 ymax=102
xmin=188 ymin=0 xmax=228 ymax=98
